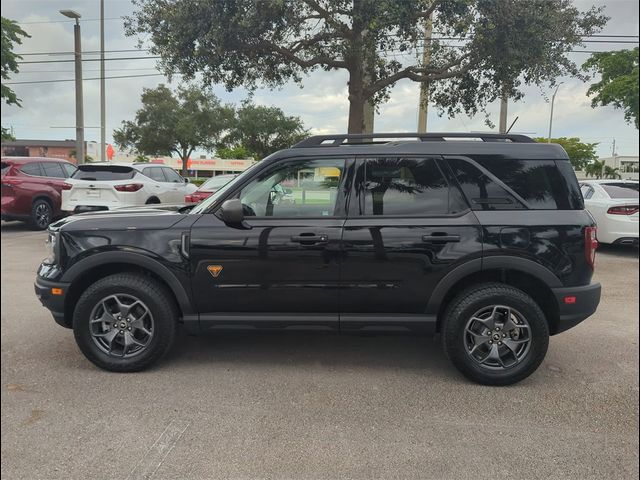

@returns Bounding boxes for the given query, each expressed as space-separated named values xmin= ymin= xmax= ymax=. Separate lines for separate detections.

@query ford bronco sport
xmin=35 ymin=133 xmax=601 ymax=385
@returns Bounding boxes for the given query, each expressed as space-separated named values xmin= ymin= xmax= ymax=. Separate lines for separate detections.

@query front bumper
xmin=551 ymin=283 xmax=601 ymax=334
xmin=34 ymin=277 xmax=71 ymax=328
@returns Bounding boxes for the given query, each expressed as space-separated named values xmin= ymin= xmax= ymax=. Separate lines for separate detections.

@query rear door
xmin=340 ymin=155 xmax=482 ymax=332
xmin=161 ymin=167 xmax=188 ymax=202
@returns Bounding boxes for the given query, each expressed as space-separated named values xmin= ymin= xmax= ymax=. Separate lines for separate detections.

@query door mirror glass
xmin=184 ymin=177 xmax=190 ymax=183
xmin=220 ymin=199 xmax=246 ymax=227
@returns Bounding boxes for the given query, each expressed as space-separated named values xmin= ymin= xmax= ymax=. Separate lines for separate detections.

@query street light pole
xmin=547 ymin=82 xmax=564 ymax=143
xmin=60 ymin=10 xmax=84 ymax=164
xmin=100 ymin=0 xmax=106 ymax=162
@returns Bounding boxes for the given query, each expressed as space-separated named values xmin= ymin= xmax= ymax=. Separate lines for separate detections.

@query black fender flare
xmin=61 ymin=250 xmax=194 ymax=314
xmin=425 ymin=256 xmax=562 ymax=315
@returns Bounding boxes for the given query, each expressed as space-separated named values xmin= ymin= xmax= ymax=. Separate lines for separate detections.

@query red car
xmin=1 ymin=157 xmax=77 ymax=229
xmin=184 ymin=174 xmax=236 ymax=203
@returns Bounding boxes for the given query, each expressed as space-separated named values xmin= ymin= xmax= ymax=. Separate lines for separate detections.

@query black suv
xmin=35 ymin=133 xmax=601 ymax=385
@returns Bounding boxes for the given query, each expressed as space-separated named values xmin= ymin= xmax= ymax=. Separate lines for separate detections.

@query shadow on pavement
xmin=0 ymin=221 xmax=36 ymax=233
xmin=597 ymin=243 xmax=639 ymax=259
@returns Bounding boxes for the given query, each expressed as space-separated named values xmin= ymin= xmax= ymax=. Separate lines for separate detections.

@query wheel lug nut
xmin=489 ymin=340 xmax=493 ymax=344
xmin=503 ymin=334 xmax=507 ymax=338
xmin=128 ymin=327 xmax=132 ymax=331
xmin=498 ymin=341 xmax=502 ymax=345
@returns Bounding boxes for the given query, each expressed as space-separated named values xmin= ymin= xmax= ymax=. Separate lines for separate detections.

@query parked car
xmin=35 ymin=133 xmax=601 ymax=385
xmin=580 ymin=179 xmax=639 ymax=246
xmin=1 ymin=156 xmax=77 ymax=229
xmin=185 ymin=174 xmax=236 ymax=203
xmin=61 ymin=163 xmax=197 ymax=213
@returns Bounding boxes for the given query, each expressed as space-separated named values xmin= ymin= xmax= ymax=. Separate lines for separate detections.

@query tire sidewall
xmin=73 ymin=275 xmax=176 ymax=371
xmin=443 ymin=285 xmax=549 ymax=385
xmin=31 ymin=199 xmax=52 ymax=230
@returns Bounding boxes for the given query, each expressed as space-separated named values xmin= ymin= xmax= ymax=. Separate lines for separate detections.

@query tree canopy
xmin=220 ymin=101 xmax=308 ymax=160
xmin=583 ymin=47 xmax=639 ymax=129
xmin=534 ymin=137 xmax=598 ymax=171
xmin=1 ymin=17 xmax=30 ymax=141
xmin=126 ymin=0 xmax=607 ymax=133
xmin=113 ymin=84 xmax=233 ymax=175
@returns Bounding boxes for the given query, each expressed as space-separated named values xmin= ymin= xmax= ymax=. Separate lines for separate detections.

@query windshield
xmin=602 ymin=183 xmax=639 ymax=199
xmin=199 ymin=175 xmax=235 ymax=191
xmin=190 ymin=163 xmax=259 ymax=214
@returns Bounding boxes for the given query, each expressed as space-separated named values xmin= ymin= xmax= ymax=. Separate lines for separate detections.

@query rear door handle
xmin=291 ymin=234 xmax=329 ymax=245
xmin=422 ymin=233 xmax=460 ymax=243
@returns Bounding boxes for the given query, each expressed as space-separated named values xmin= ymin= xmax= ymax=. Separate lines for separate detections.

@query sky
xmin=1 ymin=0 xmax=638 ymax=159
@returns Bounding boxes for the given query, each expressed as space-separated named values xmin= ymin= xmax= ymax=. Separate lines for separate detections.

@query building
xmin=1 ymin=139 xmax=99 ymax=163
xmin=600 ymin=155 xmax=639 ymax=177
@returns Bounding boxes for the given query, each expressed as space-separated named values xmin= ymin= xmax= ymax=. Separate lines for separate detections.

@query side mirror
xmin=184 ymin=177 xmax=190 ymax=183
xmin=220 ymin=199 xmax=249 ymax=228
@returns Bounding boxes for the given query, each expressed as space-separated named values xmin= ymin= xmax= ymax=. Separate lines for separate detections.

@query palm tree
xmin=603 ymin=166 xmax=621 ymax=179
xmin=585 ymin=160 xmax=605 ymax=179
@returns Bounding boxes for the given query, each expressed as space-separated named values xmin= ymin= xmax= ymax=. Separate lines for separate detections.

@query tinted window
xmin=356 ymin=157 xmax=450 ymax=216
xmin=41 ymin=162 xmax=66 ymax=178
xmin=200 ymin=175 xmax=234 ymax=191
xmin=162 ymin=168 xmax=183 ymax=183
xmin=1 ymin=162 xmax=10 ymax=175
xmin=448 ymin=158 xmax=524 ymax=210
xmin=142 ymin=167 xmax=166 ymax=182
xmin=239 ymin=158 xmax=344 ymax=217
xmin=581 ymin=184 xmax=595 ymax=200
xmin=61 ymin=163 xmax=77 ymax=177
xmin=72 ymin=165 xmax=135 ymax=181
xmin=601 ymin=183 xmax=639 ymax=199
xmin=20 ymin=163 xmax=43 ymax=176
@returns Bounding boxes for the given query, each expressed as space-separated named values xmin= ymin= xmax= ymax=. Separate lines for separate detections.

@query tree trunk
xmin=347 ymin=72 xmax=366 ymax=134
xmin=181 ymin=155 xmax=189 ymax=176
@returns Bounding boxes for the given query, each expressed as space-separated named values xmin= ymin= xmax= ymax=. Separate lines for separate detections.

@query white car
xmin=61 ymin=163 xmax=197 ymax=213
xmin=580 ymin=179 xmax=639 ymax=246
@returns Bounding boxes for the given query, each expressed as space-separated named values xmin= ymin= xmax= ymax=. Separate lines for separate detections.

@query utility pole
xmin=100 ymin=0 xmax=106 ymax=162
xmin=417 ymin=16 xmax=433 ymax=133
xmin=547 ymin=82 xmax=564 ymax=142
xmin=60 ymin=10 xmax=84 ymax=164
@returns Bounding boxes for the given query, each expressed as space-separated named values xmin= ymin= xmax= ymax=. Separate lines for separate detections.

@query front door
xmin=189 ymin=157 xmax=351 ymax=330
xmin=340 ymin=156 xmax=483 ymax=332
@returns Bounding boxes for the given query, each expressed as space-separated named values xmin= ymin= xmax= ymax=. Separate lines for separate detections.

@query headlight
xmin=44 ymin=231 xmax=59 ymax=265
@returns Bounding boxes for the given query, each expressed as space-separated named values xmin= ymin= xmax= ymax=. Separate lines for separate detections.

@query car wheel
xmin=30 ymin=199 xmax=53 ymax=230
xmin=441 ymin=283 xmax=549 ymax=386
xmin=72 ymin=273 xmax=177 ymax=372
xmin=145 ymin=197 xmax=160 ymax=204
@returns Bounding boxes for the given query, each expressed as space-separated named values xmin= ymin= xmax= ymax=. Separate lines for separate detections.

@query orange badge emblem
xmin=207 ymin=265 xmax=223 ymax=278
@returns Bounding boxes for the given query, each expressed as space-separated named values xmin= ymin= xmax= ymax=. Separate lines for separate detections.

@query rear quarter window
xmin=449 ymin=156 xmax=582 ymax=210
xmin=72 ymin=166 xmax=135 ymax=181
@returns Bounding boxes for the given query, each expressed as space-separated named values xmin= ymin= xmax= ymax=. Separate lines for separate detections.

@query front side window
xmin=355 ymin=157 xmax=450 ymax=216
xmin=238 ymin=158 xmax=345 ymax=217
xmin=162 ymin=168 xmax=184 ymax=183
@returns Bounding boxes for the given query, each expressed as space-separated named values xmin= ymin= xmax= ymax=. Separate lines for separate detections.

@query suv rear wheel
xmin=72 ymin=273 xmax=177 ymax=372
xmin=30 ymin=199 xmax=52 ymax=230
xmin=441 ymin=283 xmax=549 ymax=386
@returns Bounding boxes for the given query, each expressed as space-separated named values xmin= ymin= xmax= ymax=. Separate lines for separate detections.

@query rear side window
xmin=72 ymin=165 xmax=135 ymax=181
xmin=355 ymin=157 xmax=451 ymax=216
xmin=601 ymin=183 xmax=639 ymax=199
xmin=41 ymin=162 xmax=66 ymax=178
xmin=20 ymin=163 xmax=43 ymax=176
xmin=142 ymin=167 xmax=166 ymax=182
xmin=449 ymin=156 xmax=582 ymax=210
xmin=61 ymin=163 xmax=77 ymax=177
xmin=1 ymin=162 xmax=11 ymax=175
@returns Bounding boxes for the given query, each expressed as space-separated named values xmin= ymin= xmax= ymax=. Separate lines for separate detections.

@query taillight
xmin=114 ymin=183 xmax=144 ymax=192
xmin=61 ymin=182 xmax=73 ymax=190
xmin=607 ymin=205 xmax=639 ymax=215
xmin=185 ymin=195 xmax=193 ymax=203
xmin=585 ymin=226 xmax=598 ymax=269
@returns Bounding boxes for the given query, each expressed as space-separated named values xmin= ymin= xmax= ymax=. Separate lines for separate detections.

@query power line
xmin=17 ymin=17 xmax=122 ymax=25
xmin=17 ymin=56 xmax=161 ymax=65
xmin=18 ymin=49 xmax=151 ymax=56
xmin=3 ymin=73 xmax=175 ymax=85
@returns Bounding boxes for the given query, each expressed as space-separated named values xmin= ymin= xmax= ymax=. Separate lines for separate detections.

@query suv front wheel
xmin=442 ymin=283 xmax=549 ymax=386
xmin=72 ymin=273 xmax=177 ymax=372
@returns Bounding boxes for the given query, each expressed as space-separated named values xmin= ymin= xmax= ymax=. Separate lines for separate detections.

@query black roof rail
xmin=292 ymin=132 xmax=536 ymax=148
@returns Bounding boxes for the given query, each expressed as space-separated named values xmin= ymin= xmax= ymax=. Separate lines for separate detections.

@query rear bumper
xmin=551 ymin=283 xmax=601 ymax=334
xmin=34 ymin=277 xmax=71 ymax=328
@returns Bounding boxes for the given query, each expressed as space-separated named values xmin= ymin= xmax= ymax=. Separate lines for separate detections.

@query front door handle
xmin=291 ymin=234 xmax=329 ymax=245
xmin=422 ymin=233 xmax=460 ymax=243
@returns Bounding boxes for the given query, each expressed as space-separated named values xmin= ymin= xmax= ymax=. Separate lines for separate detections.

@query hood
xmin=50 ymin=203 xmax=194 ymax=232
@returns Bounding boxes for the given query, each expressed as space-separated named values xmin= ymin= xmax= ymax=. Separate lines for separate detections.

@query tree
xmin=1 ymin=17 xmax=30 ymax=140
xmin=534 ymin=137 xmax=598 ymax=171
xmin=113 ymin=84 xmax=233 ymax=175
xmin=126 ymin=0 xmax=607 ymax=133
xmin=582 ymin=48 xmax=639 ymax=129
xmin=585 ymin=160 xmax=605 ymax=179
xmin=603 ymin=166 xmax=621 ymax=179
xmin=221 ymin=101 xmax=308 ymax=160
xmin=217 ymin=145 xmax=250 ymax=160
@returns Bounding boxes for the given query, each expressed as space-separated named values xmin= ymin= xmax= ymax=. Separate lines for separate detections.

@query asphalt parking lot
xmin=1 ymin=220 xmax=638 ymax=480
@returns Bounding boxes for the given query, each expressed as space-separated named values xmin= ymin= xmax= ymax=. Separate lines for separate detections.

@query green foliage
xmin=583 ymin=48 xmax=639 ymax=129
xmin=113 ymin=84 xmax=233 ymax=174
xmin=534 ymin=137 xmax=598 ymax=170
xmin=1 ymin=17 xmax=30 ymax=106
xmin=217 ymin=145 xmax=250 ymax=159
xmin=220 ymin=101 xmax=308 ymax=160
xmin=134 ymin=154 xmax=150 ymax=163
xmin=603 ymin=166 xmax=621 ymax=179
xmin=1 ymin=126 xmax=15 ymax=141
xmin=187 ymin=178 xmax=206 ymax=187
xmin=126 ymin=0 xmax=607 ymax=132
xmin=585 ymin=160 xmax=605 ymax=179
xmin=69 ymin=150 xmax=94 ymax=162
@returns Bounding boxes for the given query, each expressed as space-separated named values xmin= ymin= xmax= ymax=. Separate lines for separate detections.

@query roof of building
xmin=1 ymin=156 xmax=74 ymax=164
xmin=1 ymin=139 xmax=84 ymax=148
